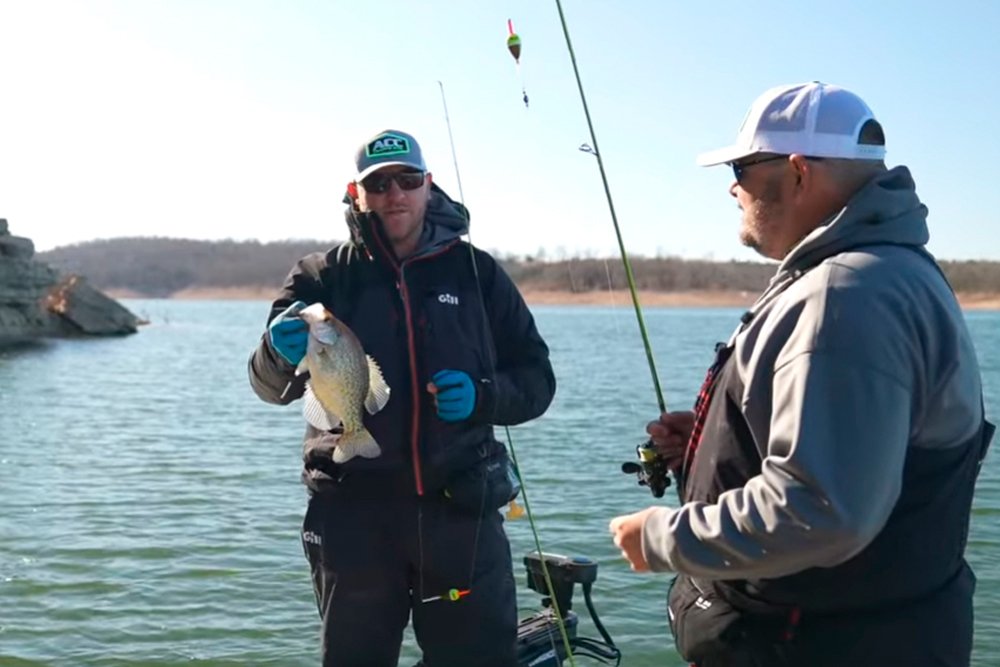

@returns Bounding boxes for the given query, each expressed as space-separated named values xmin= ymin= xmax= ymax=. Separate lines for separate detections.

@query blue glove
xmin=431 ymin=369 xmax=477 ymax=422
xmin=268 ymin=300 xmax=308 ymax=366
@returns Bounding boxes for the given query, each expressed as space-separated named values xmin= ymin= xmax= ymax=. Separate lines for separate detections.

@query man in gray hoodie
xmin=610 ymin=82 xmax=993 ymax=666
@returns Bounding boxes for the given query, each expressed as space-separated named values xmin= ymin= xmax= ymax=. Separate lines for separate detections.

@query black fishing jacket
xmin=248 ymin=184 xmax=555 ymax=498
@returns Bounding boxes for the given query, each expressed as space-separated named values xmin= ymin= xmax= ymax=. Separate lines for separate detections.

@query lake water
xmin=2 ymin=300 xmax=998 ymax=666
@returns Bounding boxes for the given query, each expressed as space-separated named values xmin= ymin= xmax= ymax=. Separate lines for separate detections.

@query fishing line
xmin=601 ymin=258 xmax=654 ymax=422
xmin=437 ymin=79 xmax=577 ymax=667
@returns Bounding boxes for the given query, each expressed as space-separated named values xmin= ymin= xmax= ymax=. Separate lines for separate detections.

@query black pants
xmin=301 ymin=489 xmax=517 ymax=667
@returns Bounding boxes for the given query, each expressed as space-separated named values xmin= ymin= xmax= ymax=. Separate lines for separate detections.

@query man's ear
xmin=788 ymin=154 xmax=815 ymax=192
xmin=346 ymin=181 xmax=359 ymax=200
xmin=426 ymin=172 xmax=433 ymax=186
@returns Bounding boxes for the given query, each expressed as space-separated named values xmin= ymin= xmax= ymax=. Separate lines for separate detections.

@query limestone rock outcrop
xmin=0 ymin=218 xmax=139 ymax=346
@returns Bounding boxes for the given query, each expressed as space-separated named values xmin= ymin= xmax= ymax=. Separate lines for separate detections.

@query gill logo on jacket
xmin=438 ymin=293 xmax=459 ymax=306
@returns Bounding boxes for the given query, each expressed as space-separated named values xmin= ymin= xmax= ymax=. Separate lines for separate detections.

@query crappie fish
xmin=296 ymin=303 xmax=390 ymax=464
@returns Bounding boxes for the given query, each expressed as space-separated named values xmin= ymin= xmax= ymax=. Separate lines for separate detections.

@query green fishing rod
xmin=553 ymin=0 xmax=675 ymax=498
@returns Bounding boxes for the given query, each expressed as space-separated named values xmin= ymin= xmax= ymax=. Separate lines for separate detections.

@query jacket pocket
xmin=443 ymin=446 xmax=519 ymax=516
xmin=668 ymin=575 xmax=746 ymax=662
xmin=669 ymin=575 xmax=799 ymax=665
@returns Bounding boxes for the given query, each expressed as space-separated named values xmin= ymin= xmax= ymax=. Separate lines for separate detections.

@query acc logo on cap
xmin=366 ymin=134 xmax=410 ymax=158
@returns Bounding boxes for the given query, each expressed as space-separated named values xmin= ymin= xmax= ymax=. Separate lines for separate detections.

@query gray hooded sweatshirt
xmin=641 ymin=165 xmax=985 ymax=580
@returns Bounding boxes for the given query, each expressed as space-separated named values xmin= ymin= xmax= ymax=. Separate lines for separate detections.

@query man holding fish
xmin=248 ymin=129 xmax=556 ymax=667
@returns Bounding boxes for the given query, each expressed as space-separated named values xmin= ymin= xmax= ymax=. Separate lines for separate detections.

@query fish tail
xmin=332 ymin=428 xmax=382 ymax=464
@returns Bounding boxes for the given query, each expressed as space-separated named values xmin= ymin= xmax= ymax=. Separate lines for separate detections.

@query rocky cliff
xmin=0 ymin=219 xmax=140 ymax=346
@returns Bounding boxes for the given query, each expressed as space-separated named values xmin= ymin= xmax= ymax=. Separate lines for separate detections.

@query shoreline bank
xmin=105 ymin=287 xmax=1000 ymax=310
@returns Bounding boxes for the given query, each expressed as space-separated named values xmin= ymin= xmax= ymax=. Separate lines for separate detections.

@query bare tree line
xmin=37 ymin=238 xmax=1000 ymax=297
xmin=38 ymin=238 xmax=335 ymax=297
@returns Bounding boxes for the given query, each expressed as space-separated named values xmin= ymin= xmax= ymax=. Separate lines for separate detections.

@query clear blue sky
xmin=2 ymin=0 xmax=997 ymax=261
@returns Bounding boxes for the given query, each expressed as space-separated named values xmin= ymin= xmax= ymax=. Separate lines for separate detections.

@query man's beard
xmin=739 ymin=178 xmax=785 ymax=258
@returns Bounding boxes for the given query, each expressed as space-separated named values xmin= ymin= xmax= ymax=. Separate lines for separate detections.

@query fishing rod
xmin=552 ymin=0 xmax=676 ymax=498
xmin=438 ymin=81 xmax=604 ymax=667
xmin=437 ymin=80 xmax=525 ymax=525
xmin=438 ymin=81 xmax=467 ymax=204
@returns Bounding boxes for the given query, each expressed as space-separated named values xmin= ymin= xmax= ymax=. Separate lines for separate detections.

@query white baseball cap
xmin=696 ymin=81 xmax=886 ymax=166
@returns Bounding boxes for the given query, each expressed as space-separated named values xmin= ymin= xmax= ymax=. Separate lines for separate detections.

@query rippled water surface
xmin=2 ymin=301 xmax=998 ymax=666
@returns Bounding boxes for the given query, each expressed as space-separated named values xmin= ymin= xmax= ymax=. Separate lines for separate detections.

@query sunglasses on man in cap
xmin=360 ymin=169 xmax=427 ymax=194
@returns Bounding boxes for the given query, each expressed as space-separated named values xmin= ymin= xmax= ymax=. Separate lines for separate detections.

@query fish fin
xmin=332 ymin=428 xmax=381 ymax=463
xmin=364 ymin=355 xmax=391 ymax=415
xmin=303 ymin=382 xmax=341 ymax=432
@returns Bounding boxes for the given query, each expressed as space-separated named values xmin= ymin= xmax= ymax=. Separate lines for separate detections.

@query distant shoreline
xmin=106 ymin=287 xmax=1000 ymax=310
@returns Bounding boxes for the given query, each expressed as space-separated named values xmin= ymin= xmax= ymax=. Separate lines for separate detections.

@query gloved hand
xmin=268 ymin=300 xmax=309 ymax=366
xmin=428 ymin=369 xmax=477 ymax=422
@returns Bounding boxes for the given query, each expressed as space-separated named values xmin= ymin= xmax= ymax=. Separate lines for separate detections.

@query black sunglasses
xmin=360 ymin=170 xmax=426 ymax=194
xmin=730 ymin=154 xmax=788 ymax=182
xmin=731 ymin=154 xmax=825 ymax=183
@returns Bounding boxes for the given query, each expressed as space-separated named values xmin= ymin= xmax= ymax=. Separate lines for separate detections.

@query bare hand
xmin=645 ymin=411 xmax=695 ymax=473
xmin=609 ymin=507 xmax=658 ymax=572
